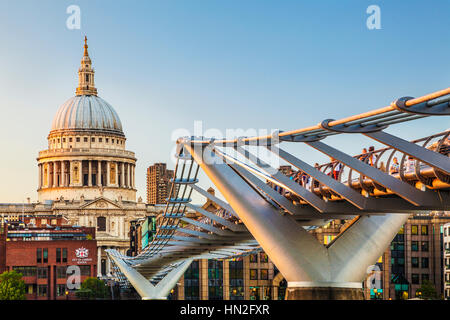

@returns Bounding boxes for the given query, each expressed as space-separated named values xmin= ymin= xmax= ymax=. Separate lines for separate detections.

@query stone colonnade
xmin=38 ymin=160 xmax=135 ymax=189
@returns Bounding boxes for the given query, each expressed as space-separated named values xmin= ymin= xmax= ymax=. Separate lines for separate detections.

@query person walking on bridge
xmin=390 ymin=157 xmax=399 ymax=174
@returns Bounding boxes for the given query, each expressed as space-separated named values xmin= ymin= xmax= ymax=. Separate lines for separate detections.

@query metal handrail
xmin=182 ymin=87 xmax=450 ymax=145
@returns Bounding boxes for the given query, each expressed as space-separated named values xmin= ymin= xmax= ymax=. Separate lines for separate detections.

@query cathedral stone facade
xmin=0 ymin=38 xmax=166 ymax=277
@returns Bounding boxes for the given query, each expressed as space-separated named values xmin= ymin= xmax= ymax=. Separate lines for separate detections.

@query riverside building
xmin=0 ymin=222 xmax=96 ymax=300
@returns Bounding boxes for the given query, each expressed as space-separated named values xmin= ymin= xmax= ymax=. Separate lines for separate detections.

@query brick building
xmin=146 ymin=163 xmax=177 ymax=205
xmin=0 ymin=222 xmax=97 ymax=300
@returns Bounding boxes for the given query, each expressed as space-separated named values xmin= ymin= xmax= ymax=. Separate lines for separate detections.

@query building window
xmin=79 ymin=265 xmax=91 ymax=276
xmin=421 ymin=274 xmax=429 ymax=282
xmin=37 ymin=285 xmax=48 ymax=297
xmin=43 ymin=248 xmax=48 ymax=263
xmin=62 ymin=138 xmax=66 ymax=143
xmin=250 ymin=287 xmax=259 ymax=300
xmin=411 ymin=274 xmax=420 ymax=284
xmin=229 ymin=260 xmax=244 ymax=300
xmin=37 ymin=248 xmax=42 ymax=263
xmin=391 ymin=229 xmax=407 ymax=295
xmin=411 ymin=257 xmax=419 ymax=268
xmin=76 ymin=137 xmax=80 ymax=142
xmin=208 ymin=260 xmax=223 ymax=300
xmin=69 ymin=137 xmax=73 ymax=142
xmin=391 ymin=242 xmax=404 ymax=251
xmin=421 ymin=258 xmax=429 ymax=269
xmin=99 ymin=138 xmax=102 ymax=143
xmin=97 ymin=217 xmax=106 ymax=232
xmin=91 ymin=137 xmax=95 ymax=142
xmin=62 ymin=248 xmax=67 ymax=263
xmin=421 ymin=225 xmax=428 ymax=236
xmin=250 ymin=269 xmax=258 ymax=280
xmin=260 ymin=269 xmax=269 ymax=280
xmin=13 ymin=266 xmax=37 ymax=277
xmin=27 ymin=284 xmax=35 ymax=295
xmin=421 ymin=241 xmax=429 ymax=252
xmin=106 ymin=138 xmax=109 ymax=143
xmin=112 ymin=139 xmax=115 ymax=144
xmin=56 ymin=248 xmax=61 ymax=263
xmin=84 ymin=137 xmax=88 ymax=142
xmin=260 ymin=252 xmax=269 ymax=263
xmin=249 ymin=254 xmax=258 ymax=263
xmin=37 ymin=267 xmax=48 ymax=279
xmin=411 ymin=241 xmax=418 ymax=251
xmin=56 ymin=284 xmax=66 ymax=297
xmin=56 ymin=266 xmax=67 ymax=279
xmin=184 ymin=260 xmax=200 ymax=300
xmin=411 ymin=225 xmax=418 ymax=235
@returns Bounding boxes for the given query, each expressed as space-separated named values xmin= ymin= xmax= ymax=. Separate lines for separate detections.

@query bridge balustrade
xmin=277 ymin=131 xmax=450 ymax=205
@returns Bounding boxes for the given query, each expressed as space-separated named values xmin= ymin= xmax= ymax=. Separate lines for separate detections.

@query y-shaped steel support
xmin=109 ymin=255 xmax=193 ymax=300
xmin=184 ymin=143 xmax=409 ymax=299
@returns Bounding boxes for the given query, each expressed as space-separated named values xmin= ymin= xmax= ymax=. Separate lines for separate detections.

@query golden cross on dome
xmin=83 ymin=35 xmax=89 ymax=56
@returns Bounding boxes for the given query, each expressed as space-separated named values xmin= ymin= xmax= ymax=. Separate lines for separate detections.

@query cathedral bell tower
xmin=76 ymin=36 xmax=98 ymax=96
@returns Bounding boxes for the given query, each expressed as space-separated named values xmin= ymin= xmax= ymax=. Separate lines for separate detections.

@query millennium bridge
xmin=107 ymin=87 xmax=450 ymax=300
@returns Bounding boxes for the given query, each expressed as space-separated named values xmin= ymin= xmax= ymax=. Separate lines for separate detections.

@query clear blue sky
xmin=0 ymin=0 xmax=448 ymax=203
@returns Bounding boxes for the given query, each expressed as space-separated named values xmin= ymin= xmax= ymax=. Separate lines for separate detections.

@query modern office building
xmin=0 ymin=222 xmax=97 ymax=300
xmin=146 ymin=163 xmax=176 ymax=205
xmin=173 ymin=252 xmax=278 ymax=300
xmin=383 ymin=212 xmax=450 ymax=300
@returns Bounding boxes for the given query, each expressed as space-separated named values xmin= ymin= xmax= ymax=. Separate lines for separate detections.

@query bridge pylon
xmin=108 ymin=252 xmax=193 ymax=300
xmin=183 ymin=142 xmax=409 ymax=300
